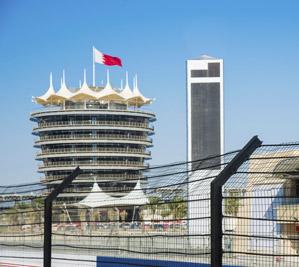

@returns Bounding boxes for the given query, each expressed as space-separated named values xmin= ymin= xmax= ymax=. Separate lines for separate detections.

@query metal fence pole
xmin=210 ymin=136 xmax=262 ymax=267
xmin=43 ymin=167 xmax=82 ymax=267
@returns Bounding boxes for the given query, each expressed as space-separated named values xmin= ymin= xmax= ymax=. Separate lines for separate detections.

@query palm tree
xmin=168 ymin=196 xmax=187 ymax=220
xmin=147 ymin=196 xmax=161 ymax=217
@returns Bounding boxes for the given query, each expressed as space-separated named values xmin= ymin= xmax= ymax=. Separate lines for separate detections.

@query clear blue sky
xmin=0 ymin=0 xmax=299 ymax=184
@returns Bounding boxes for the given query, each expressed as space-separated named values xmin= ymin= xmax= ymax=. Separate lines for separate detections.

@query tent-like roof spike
xmin=62 ymin=69 xmax=66 ymax=86
xmin=70 ymin=69 xmax=97 ymax=100
xmin=120 ymin=71 xmax=134 ymax=99
xmin=49 ymin=72 xmax=53 ymax=89
xmin=135 ymin=74 xmax=138 ymax=90
xmin=83 ymin=69 xmax=87 ymax=85
xmin=34 ymin=71 xmax=153 ymax=107
xmin=120 ymin=79 xmax=123 ymax=90
xmin=130 ymin=74 xmax=152 ymax=105
xmin=96 ymin=70 xmax=124 ymax=101
xmin=104 ymin=69 xmax=112 ymax=90
xmin=55 ymin=70 xmax=74 ymax=99
xmin=77 ymin=180 xmax=148 ymax=208
xmin=35 ymin=72 xmax=56 ymax=104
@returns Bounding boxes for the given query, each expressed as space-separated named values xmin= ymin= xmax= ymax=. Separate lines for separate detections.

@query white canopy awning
xmin=78 ymin=180 xmax=148 ymax=208
xmin=34 ymin=71 xmax=153 ymax=107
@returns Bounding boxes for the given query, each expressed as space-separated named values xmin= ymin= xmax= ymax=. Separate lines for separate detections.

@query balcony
xmin=31 ymin=106 xmax=156 ymax=120
xmin=34 ymin=120 xmax=154 ymax=131
xmin=35 ymin=134 xmax=152 ymax=144
xmin=37 ymin=147 xmax=151 ymax=157
xmin=39 ymin=160 xmax=148 ymax=169
xmin=42 ymin=173 xmax=142 ymax=183
xmin=59 ymin=186 xmax=135 ymax=194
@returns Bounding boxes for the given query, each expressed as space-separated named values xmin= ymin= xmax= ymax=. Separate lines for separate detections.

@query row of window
xmin=191 ymin=63 xmax=220 ymax=78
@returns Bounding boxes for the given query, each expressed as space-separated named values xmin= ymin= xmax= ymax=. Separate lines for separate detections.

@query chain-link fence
xmin=0 ymin=181 xmax=46 ymax=266
xmin=222 ymin=143 xmax=299 ymax=267
xmin=0 ymin=137 xmax=299 ymax=267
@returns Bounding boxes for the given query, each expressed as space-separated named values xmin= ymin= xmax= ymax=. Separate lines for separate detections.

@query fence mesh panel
xmin=1 ymin=143 xmax=299 ymax=266
xmin=222 ymin=143 xmax=299 ymax=267
xmin=47 ymin=152 xmax=236 ymax=266
xmin=0 ymin=182 xmax=46 ymax=266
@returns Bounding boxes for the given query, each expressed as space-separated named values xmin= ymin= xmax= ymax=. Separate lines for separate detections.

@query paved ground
xmin=1 ymin=247 xmax=298 ymax=267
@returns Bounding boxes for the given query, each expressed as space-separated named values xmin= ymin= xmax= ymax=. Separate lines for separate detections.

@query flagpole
xmin=92 ymin=46 xmax=95 ymax=87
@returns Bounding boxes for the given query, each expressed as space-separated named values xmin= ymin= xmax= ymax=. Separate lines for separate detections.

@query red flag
xmin=94 ymin=48 xmax=122 ymax=67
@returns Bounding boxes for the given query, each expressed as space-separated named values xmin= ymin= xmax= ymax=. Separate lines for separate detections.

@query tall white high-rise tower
xmin=187 ymin=55 xmax=224 ymax=164
xmin=186 ymin=55 xmax=224 ymax=249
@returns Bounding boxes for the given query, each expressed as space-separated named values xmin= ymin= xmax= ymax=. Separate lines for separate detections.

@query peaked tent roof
xmin=78 ymin=180 xmax=148 ymax=208
xmin=71 ymin=69 xmax=97 ymax=100
xmin=95 ymin=70 xmax=124 ymax=101
xmin=119 ymin=72 xmax=134 ymax=99
xmin=36 ymin=73 xmax=56 ymax=105
xmin=55 ymin=71 xmax=74 ymax=100
xmin=128 ymin=75 xmax=151 ymax=106
xmin=34 ymin=71 xmax=153 ymax=106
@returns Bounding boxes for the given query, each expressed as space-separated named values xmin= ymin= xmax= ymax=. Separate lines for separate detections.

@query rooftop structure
xmin=31 ymin=70 xmax=155 ymax=203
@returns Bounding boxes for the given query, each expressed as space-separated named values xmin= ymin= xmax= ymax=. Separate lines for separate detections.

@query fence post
xmin=210 ymin=136 xmax=262 ymax=267
xmin=43 ymin=167 xmax=82 ymax=267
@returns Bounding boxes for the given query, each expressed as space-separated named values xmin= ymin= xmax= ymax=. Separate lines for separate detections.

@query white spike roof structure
xmin=34 ymin=70 xmax=152 ymax=107
xmin=35 ymin=73 xmax=56 ymax=105
xmin=77 ymin=180 xmax=148 ymax=208
xmin=71 ymin=69 xmax=97 ymax=100
xmin=55 ymin=70 xmax=74 ymax=100
xmin=96 ymin=70 xmax=124 ymax=101
xmin=119 ymin=71 xmax=134 ymax=99
xmin=129 ymin=75 xmax=151 ymax=105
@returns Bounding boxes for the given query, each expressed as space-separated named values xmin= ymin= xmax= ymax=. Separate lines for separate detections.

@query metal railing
xmin=42 ymin=173 xmax=141 ymax=182
xmin=31 ymin=106 xmax=156 ymax=116
xmin=35 ymin=120 xmax=154 ymax=130
xmin=37 ymin=147 xmax=151 ymax=156
xmin=39 ymin=160 xmax=147 ymax=169
xmin=56 ymin=186 xmax=135 ymax=194
xmin=36 ymin=134 xmax=152 ymax=143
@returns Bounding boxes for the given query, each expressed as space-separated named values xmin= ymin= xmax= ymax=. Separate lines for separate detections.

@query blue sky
xmin=0 ymin=0 xmax=299 ymax=184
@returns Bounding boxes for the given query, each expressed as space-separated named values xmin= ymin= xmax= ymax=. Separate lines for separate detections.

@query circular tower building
xmin=31 ymin=71 xmax=155 ymax=203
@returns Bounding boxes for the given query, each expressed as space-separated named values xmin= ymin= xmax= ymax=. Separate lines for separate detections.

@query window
xmin=191 ymin=69 xmax=208 ymax=77
xmin=190 ymin=63 xmax=220 ymax=78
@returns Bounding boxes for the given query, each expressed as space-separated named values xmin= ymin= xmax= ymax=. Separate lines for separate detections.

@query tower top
xmin=35 ymin=70 xmax=153 ymax=107
xmin=197 ymin=54 xmax=217 ymax=60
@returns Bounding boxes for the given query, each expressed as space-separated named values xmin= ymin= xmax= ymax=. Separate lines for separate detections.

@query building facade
xmin=186 ymin=55 xmax=224 ymax=167
xmin=31 ymin=71 xmax=155 ymax=203
xmin=186 ymin=55 xmax=224 ymax=248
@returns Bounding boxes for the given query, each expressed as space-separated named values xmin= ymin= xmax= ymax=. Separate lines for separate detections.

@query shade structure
xmin=78 ymin=180 xmax=148 ymax=208
xmin=35 ymin=73 xmax=56 ymax=105
xmin=34 ymin=72 xmax=153 ymax=107
xmin=127 ymin=75 xmax=151 ymax=106
xmin=71 ymin=83 xmax=97 ymax=101
xmin=70 ymin=69 xmax=97 ymax=101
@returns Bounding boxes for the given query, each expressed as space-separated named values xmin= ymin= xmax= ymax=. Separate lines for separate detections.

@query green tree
xmin=168 ymin=196 xmax=187 ymax=220
xmin=160 ymin=204 xmax=171 ymax=219
xmin=147 ymin=196 xmax=161 ymax=217
xmin=224 ymin=191 xmax=240 ymax=216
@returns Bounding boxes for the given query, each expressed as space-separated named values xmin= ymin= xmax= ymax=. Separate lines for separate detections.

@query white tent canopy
xmin=35 ymin=71 xmax=152 ymax=106
xmin=78 ymin=180 xmax=148 ymax=208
